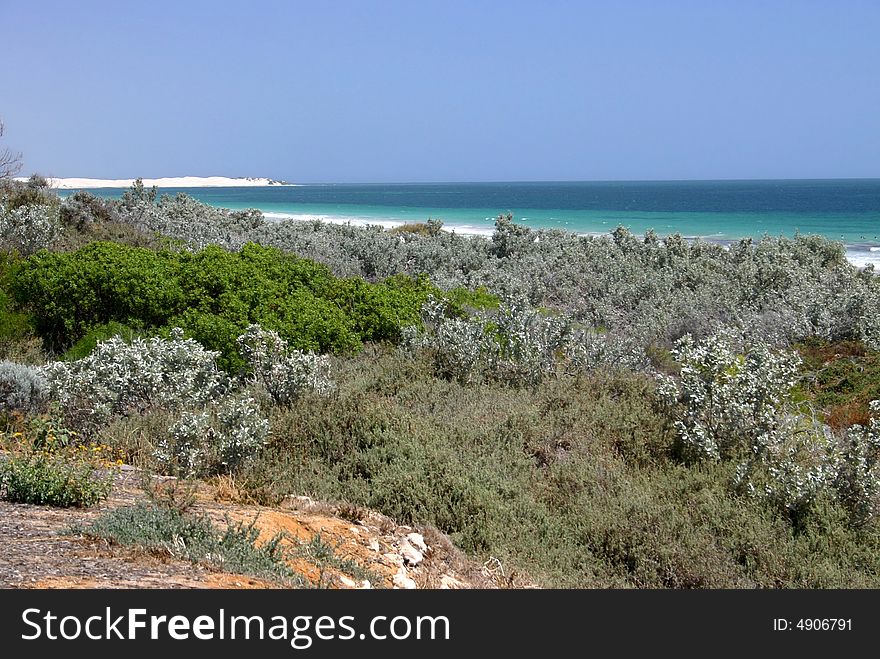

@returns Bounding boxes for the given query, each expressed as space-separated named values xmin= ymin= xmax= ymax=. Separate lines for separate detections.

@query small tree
xmin=0 ymin=120 xmax=23 ymax=180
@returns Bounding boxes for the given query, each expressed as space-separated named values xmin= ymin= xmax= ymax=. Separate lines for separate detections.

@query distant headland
xmin=14 ymin=176 xmax=294 ymax=189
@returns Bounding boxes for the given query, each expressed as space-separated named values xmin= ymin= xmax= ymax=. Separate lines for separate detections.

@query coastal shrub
xmin=0 ymin=288 xmax=36 ymax=351
xmin=60 ymin=190 xmax=120 ymax=229
xmin=12 ymin=241 xmax=432 ymax=362
xmin=408 ymin=296 xmax=648 ymax=386
xmin=656 ymin=328 xmax=848 ymax=522
xmin=61 ymin=321 xmax=141 ymax=361
xmin=238 ymin=349 xmax=880 ymax=587
xmin=40 ymin=328 xmax=228 ymax=430
xmin=104 ymin=184 xmax=880 ymax=352
xmin=0 ymin=360 xmax=47 ymax=413
xmin=0 ymin=451 xmax=112 ymax=507
xmin=0 ymin=178 xmax=56 ymax=211
xmin=0 ymin=425 xmax=115 ymax=507
xmin=57 ymin=190 xmax=161 ymax=250
xmin=732 ymin=418 xmax=840 ymax=524
xmin=62 ymin=182 xmax=872 ymax=357
xmin=407 ymin=296 xmax=571 ymax=386
xmin=833 ymin=401 xmax=880 ymax=526
xmin=236 ymin=324 xmax=332 ymax=406
xmin=656 ymin=328 xmax=803 ymax=462
xmin=11 ymin=241 xmax=184 ymax=351
xmin=155 ymin=394 xmax=269 ymax=477
xmin=0 ymin=202 xmax=61 ymax=255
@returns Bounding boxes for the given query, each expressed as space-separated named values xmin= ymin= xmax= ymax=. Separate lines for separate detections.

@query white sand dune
xmin=19 ymin=176 xmax=294 ymax=189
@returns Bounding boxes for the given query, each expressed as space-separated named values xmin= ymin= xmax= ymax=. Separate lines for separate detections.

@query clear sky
xmin=1 ymin=0 xmax=878 ymax=182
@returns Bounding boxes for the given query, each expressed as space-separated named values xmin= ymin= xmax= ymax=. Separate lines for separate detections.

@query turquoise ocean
xmin=65 ymin=180 xmax=880 ymax=268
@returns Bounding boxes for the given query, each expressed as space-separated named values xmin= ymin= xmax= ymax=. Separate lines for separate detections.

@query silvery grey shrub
xmin=655 ymin=327 xmax=804 ymax=462
xmin=156 ymin=394 xmax=269 ymax=477
xmin=236 ymin=323 xmax=333 ymax=406
xmin=0 ymin=360 xmax=48 ymax=413
xmin=37 ymin=325 xmax=334 ymax=475
xmin=407 ymin=296 xmax=650 ymax=386
xmin=833 ymin=401 xmax=880 ymax=526
xmin=40 ymin=328 xmax=229 ymax=430
xmin=0 ymin=202 xmax=61 ymax=255
xmin=654 ymin=328 xmax=880 ymax=520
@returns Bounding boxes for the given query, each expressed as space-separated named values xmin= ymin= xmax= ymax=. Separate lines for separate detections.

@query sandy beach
xmin=16 ymin=176 xmax=293 ymax=189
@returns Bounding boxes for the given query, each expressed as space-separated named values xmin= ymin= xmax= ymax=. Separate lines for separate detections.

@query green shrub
xmin=0 ymin=452 xmax=112 ymax=507
xmin=0 ymin=422 xmax=115 ymax=507
xmin=233 ymin=349 xmax=880 ymax=588
xmin=443 ymin=285 xmax=500 ymax=315
xmin=12 ymin=241 xmax=433 ymax=364
xmin=62 ymin=321 xmax=141 ymax=361
xmin=11 ymin=241 xmax=184 ymax=351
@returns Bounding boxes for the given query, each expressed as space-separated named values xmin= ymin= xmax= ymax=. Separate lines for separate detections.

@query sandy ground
xmin=0 ymin=467 xmax=501 ymax=590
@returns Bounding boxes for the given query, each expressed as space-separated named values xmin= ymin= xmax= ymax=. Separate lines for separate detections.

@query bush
xmin=407 ymin=296 xmax=648 ymax=386
xmin=155 ymin=394 xmax=270 ymax=477
xmin=0 ymin=452 xmax=112 ymax=507
xmin=833 ymin=401 xmax=880 ymax=526
xmin=0 ymin=202 xmax=61 ymax=255
xmin=12 ymin=241 xmax=185 ymax=351
xmin=796 ymin=339 xmax=880 ymax=431
xmin=0 ymin=424 xmax=114 ymax=507
xmin=656 ymin=328 xmax=803 ymax=462
xmin=236 ymin=324 xmax=332 ymax=406
xmin=12 ymin=241 xmax=432 ymax=362
xmin=237 ymin=349 xmax=880 ymax=587
xmin=61 ymin=321 xmax=141 ymax=361
xmin=41 ymin=328 xmax=228 ymax=430
xmin=0 ymin=360 xmax=47 ymax=412
xmin=656 ymin=328 xmax=848 ymax=522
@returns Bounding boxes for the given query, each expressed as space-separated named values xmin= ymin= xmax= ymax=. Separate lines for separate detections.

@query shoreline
xmin=259 ymin=211 xmax=879 ymax=269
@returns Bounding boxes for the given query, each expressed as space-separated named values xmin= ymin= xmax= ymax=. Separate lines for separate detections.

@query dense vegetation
xmin=2 ymin=176 xmax=880 ymax=588
xmin=11 ymin=241 xmax=433 ymax=368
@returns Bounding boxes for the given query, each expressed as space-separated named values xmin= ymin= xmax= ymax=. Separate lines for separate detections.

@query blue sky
xmin=2 ymin=1 xmax=878 ymax=182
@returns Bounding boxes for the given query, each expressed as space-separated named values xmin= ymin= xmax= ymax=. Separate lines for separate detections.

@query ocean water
xmin=65 ymin=180 xmax=880 ymax=267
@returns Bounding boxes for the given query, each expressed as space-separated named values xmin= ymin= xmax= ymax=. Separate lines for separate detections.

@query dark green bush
xmin=11 ymin=241 xmax=435 ymax=364
xmin=62 ymin=321 xmax=141 ymax=361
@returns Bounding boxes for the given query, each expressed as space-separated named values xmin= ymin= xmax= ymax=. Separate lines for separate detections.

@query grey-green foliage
xmin=38 ymin=327 xmax=276 ymax=476
xmin=406 ymin=296 xmax=649 ymax=386
xmin=656 ymin=328 xmax=880 ymax=523
xmin=156 ymin=394 xmax=269 ymax=477
xmin=40 ymin=328 xmax=229 ymax=430
xmin=74 ymin=503 xmax=300 ymax=585
xmin=0 ymin=360 xmax=48 ymax=413
xmin=36 ymin=324 xmax=338 ymax=477
xmin=236 ymin=323 xmax=333 ymax=406
xmin=0 ymin=202 xmax=61 ymax=255
xmin=656 ymin=328 xmax=803 ymax=461
xmin=834 ymin=401 xmax=880 ymax=526
xmin=120 ymin=182 xmax=264 ymax=252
